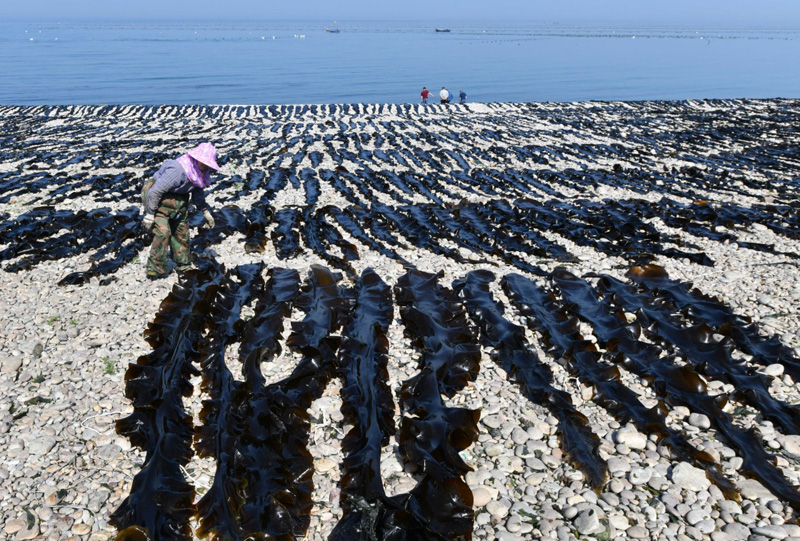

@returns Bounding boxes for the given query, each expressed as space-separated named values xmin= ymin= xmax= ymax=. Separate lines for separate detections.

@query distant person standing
xmin=440 ymin=86 xmax=450 ymax=104
xmin=421 ymin=87 xmax=431 ymax=104
xmin=459 ymin=89 xmax=467 ymax=104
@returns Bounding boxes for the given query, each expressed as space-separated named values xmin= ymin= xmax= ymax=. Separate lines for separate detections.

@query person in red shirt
xmin=421 ymin=87 xmax=431 ymax=104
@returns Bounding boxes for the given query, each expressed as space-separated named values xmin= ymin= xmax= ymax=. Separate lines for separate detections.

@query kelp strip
xmin=593 ymin=272 xmax=800 ymax=436
xmin=626 ymin=264 xmax=800 ymax=381
xmin=453 ymin=269 xmax=607 ymax=491
xmin=502 ymin=273 xmax=732 ymax=497
xmin=111 ymin=260 xmax=224 ymax=540
xmin=392 ymin=269 xmax=481 ymax=540
xmin=194 ymin=264 xmax=263 ymax=540
xmin=234 ymin=265 xmax=350 ymax=538
xmin=330 ymin=269 xmax=399 ymax=538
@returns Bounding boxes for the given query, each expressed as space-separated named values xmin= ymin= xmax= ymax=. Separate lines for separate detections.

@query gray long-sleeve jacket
xmin=144 ymin=160 xmax=209 ymax=216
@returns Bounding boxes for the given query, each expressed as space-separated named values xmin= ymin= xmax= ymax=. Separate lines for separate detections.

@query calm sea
xmin=2 ymin=20 xmax=799 ymax=105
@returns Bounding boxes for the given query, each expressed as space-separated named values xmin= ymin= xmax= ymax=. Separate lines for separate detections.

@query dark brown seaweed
xmin=452 ymin=269 xmax=608 ymax=491
xmin=111 ymin=261 xmax=224 ymax=540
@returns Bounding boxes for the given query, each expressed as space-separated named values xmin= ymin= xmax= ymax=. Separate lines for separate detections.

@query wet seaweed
xmin=111 ymin=260 xmax=224 ymax=540
xmin=552 ymin=268 xmax=800 ymax=509
xmin=392 ymin=269 xmax=481 ymax=540
xmin=452 ymin=270 xmax=608 ymax=491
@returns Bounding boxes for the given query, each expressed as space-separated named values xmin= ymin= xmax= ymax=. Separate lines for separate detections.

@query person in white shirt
xmin=439 ymin=86 xmax=450 ymax=104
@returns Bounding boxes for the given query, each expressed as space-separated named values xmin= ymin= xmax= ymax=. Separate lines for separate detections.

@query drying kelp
xmin=551 ymin=267 xmax=800 ymax=510
xmin=593 ymin=273 xmax=800 ymax=436
xmin=452 ymin=270 xmax=607 ymax=490
xmin=330 ymin=269 xmax=399 ymax=538
xmin=393 ymin=270 xmax=481 ymax=539
xmin=2 ymin=101 xmax=800 ymax=282
xmin=626 ymin=264 xmax=800 ymax=380
xmin=501 ymin=273 xmax=744 ymax=498
xmin=194 ymin=264 xmax=263 ymax=540
xmin=234 ymin=265 xmax=350 ymax=539
xmin=111 ymin=260 xmax=224 ymax=540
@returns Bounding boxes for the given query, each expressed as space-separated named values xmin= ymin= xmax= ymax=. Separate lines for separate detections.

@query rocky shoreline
xmin=1 ymin=100 xmax=799 ymax=540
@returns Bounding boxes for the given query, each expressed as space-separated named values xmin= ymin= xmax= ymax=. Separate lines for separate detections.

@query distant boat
xmin=326 ymin=28 xmax=341 ymax=33
xmin=435 ymin=28 xmax=451 ymax=33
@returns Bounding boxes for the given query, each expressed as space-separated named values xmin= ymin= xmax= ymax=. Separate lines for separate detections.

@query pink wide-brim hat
xmin=188 ymin=142 xmax=220 ymax=170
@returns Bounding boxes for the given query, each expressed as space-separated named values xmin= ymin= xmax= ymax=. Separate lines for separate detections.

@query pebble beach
xmin=1 ymin=99 xmax=800 ymax=540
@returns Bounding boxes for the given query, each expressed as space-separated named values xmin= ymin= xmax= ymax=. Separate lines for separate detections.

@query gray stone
xmin=778 ymin=435 xmax=800 ymax=459
xmin=510 ymin=427 xmax=529 ymax=445
xmin=472 ymin=487 xmax=491 ymax=507
xmin=671 ymin=462 xmax=712 ymax=491
xmin=616 ymin=427 xmax=647 ymax=450
xmin=1 ymin=357 xmax=23 ymax=374
xmin=739 ymin=479 xmax=775 ymax=501
xmin=626 ymin=525 xmax=649 ymax=539
xmin=28 ymin=436 xmax=56 ymax=456
xmin=629 ymin=467 xmax=652 ymax=486
xmin=696 ymin=519 xmax=717 ymax=534
xmin=686 ymin=509 xmax=709 ymax=525
xmin=722 ymin=522 xmax=752 ymax=539
xmin=719 ymin=500 xmax=742 ymax=516
xmin=573 ymin=508 xmax=604 ymax=535
xmin=487 ymin=500 xmax=509 ymax=520
xmin=760 ymin=364 xmax=785 ymax=377
xmin=688 ymin=413 xmax=711 ymax=429
xmin=752 ymin=526 xmax=788 ymax=540
xmin=607 ymin=457 xmax=630 ymax=474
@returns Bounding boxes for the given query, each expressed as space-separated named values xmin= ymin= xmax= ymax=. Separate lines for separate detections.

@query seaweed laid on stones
xmin=392 ymin=269 xmax=481 ymax=540
xmin=194 ymin=264 xmax=263 ymax=540
xmin=111 ymin=260 xmax=225 ymax=540
xmin=626 ymin=264 xmax=800 ymax=380
xmin=593 ymin=272 xmax=800 ymax=436
xmin=453 ymin=269 xmax=608 ymax=491
xmin=330 ymin=269 xmax=402 ymax=539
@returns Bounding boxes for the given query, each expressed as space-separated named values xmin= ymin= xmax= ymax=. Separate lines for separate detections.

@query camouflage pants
xmin=142 ymin=179 xmax=191 ymax=276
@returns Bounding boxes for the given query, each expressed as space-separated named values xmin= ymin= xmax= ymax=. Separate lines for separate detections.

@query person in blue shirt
xmin=459 ymin=90 xmax=467 ymax=104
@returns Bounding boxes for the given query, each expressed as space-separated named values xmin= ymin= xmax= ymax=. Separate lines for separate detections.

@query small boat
xmin=326 ymin=28 xmax=341 ymax=33
xmin=435 ymin=28 xmax=451 ymax=33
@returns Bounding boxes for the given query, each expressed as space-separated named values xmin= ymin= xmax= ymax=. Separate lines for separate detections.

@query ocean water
xmin=2 ymin=19 xmax=799 ymax=105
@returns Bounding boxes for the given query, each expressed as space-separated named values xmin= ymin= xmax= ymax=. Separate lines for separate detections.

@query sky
xmin=3 ymin=0 xmax=800 ymax=26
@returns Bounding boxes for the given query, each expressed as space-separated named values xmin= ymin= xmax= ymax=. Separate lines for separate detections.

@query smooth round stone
xmin=609 ymin=479 xmax=625 ymax=494
xmin=696 ymin=519 xmax=717 ymax=534
xmin=476 ymin=512 xmax=491 ymax=526
xmin=626 ymin=525 xmax=649 ymax=539
xmin=672 ymin=462 xmax=711 ymax=491
xmin=573 ymin=508 xmax=603 ymax=535
xmin=607 ymin=458 xmax=630 ymax=475
xmin=487 ymin=501 xmax=509 ymax=520
xmin=601 ymin=492 xmax=620 ymax=506
xmin=526 ymin=426 xmax=544 ymax=440
xmin=485 ymin=443 xmax=504 ymax=457
xmin=562 ymin=506 xmax=578 ymax=520
xmin=629 ymin=467 xmax=652 ymax=486
xmin=511 ymin=427 xmax=529 ymax=445
xmin=506 ymin=516 xmax=522 ymax=533
xmin=472 ymin=487 xmax=492 ymax=507
xmin=688 ymin=413 xmax=711 ymax=429
xmin=751 ymin=525 xmax=788 ymax=539
xmin=72 ymin=524 xmax=91 ymax=535
xmin=686 ymin=509 xmax=709 ymax=526
xmin=609 ymin=515 xmax=629 ymax=530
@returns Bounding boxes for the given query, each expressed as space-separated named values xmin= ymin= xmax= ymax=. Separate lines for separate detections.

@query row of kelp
xmin=112 ymin=261 xmax=800 ymax=539
xmin=0 ymin=190 xmax=797 ymax=286
xmin=2 ymin=101 xmax=799 ymax=206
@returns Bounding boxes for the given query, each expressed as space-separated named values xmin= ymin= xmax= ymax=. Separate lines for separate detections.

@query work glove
xmin=142 ymin=214 xmax=155 ymax=230
xmin=203 ymin=210 xmax=215 ymax=229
